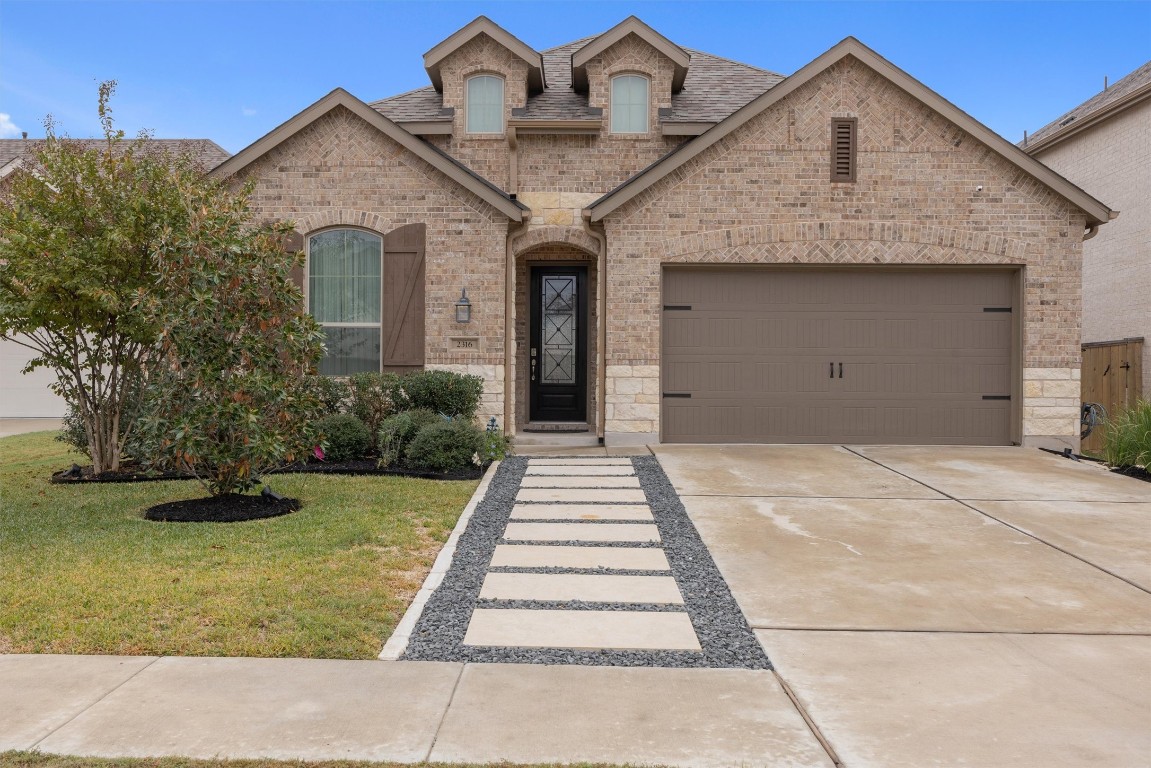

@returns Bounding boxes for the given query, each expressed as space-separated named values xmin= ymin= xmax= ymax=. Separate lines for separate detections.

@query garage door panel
xmin=662 ymin=268 xmax=1015 ymax=445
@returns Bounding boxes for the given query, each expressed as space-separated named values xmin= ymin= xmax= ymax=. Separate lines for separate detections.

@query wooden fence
xmin=1081 ymin=337 xmax=1144 ymax=454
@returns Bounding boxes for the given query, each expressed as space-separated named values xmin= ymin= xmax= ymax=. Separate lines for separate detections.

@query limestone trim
xmin=210 ymin=88 xmax=526 ymax=221
xmin=587 ymin=37 xmax=1112 ymax=226
xmin=572 ymin=16 xmax=689 ymax=93
xmin=662 ymin=221 xmax=1032 ymax=263
xmin=512 ymin=226 xmax=601 ymax=259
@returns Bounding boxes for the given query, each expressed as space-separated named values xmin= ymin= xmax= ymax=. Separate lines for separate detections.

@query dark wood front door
xmin=530 ymin=266 xmax=588 ymax=422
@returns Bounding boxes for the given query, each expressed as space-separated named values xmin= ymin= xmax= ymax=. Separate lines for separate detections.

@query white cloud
xmin=0 ymin=113 xmax=22 ymax=138
xmin=241 ymin=107 xmax=257 ymax=117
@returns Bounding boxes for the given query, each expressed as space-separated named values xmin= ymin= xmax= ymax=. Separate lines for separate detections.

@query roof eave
xmin=210 ymin=88 xmax=524 ymax=221
xmin=1024 ymin=82 xmax=1151 ymax=155
xmin=588 ymin=37 xmax=1113 ymax=227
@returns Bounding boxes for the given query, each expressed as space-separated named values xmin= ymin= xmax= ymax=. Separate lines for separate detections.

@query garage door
xmin=661 ymin=268 xmax=1015 ymax=444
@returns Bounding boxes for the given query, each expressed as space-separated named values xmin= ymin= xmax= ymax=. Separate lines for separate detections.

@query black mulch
xmin=1111 ymin=465 xmax=1151 ymax=483
xmin=51 ymin=459 xmax=486 ymax=484
xmin=144 ymin=493 xmax=301 ymax=523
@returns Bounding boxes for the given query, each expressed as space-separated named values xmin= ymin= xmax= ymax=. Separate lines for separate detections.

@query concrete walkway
xmin=3 ymin=444 xmax=1149 ymax=766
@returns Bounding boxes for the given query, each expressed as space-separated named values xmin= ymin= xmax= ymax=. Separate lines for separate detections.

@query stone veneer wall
xmin=1033 ymin=98 xmax=1150 ymax=396
xmin=237 ymin=105 xmax=512 ymax=420
xmin=600 ymin=56 xmax=1087 ymax=447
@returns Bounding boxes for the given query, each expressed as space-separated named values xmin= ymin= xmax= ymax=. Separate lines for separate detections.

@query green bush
xmin=315 ymin=413 xmax=373 ymax=462
xmin=480 ymin=426 xmax=513 ymax=463
xmin=305 ymin=375 xmax=350 ymax=417
xmin=377 ymin=408 xmax=443 ymax=467
xmin=399 ymin=370 xmax=484 ymax=419
xmin=348 ymin=372 xmax=400 ymax=436
xmin=1102 ymin=400 xmax=1151 ymax=470
xmin=404 ymin=418 xmax=484 ymax=473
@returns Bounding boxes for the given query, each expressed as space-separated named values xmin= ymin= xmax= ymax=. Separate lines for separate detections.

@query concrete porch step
xmin=514 ymin=431 xmax=601 ymax=447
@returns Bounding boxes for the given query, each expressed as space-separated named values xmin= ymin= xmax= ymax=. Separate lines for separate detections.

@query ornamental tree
xmin=0 ymin=82 xmax=206 ymax=473
xmin=136 ymin=181 xmax=325 ymax=497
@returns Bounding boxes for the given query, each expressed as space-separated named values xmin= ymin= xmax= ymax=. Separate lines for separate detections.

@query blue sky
xmin=1 ymin=1 xmax=1148 ymax=154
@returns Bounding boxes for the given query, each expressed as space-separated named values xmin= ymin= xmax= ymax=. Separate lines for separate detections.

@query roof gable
xmin=588 ymin=37 xmax=1113 ymax=227
xmin=210 ymin=88 xmax=525 ymax=221
xmin=571 ymin=16 xmax=690 ymax=93
xmin=424 ymin=16 xmax=544 ymax=94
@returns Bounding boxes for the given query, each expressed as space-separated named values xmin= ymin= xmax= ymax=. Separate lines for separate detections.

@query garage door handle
xmin=839 ymin=363 xmax=843 ymax=379
xmin=829 ymin=362 xmax=834 ymax=379
xmin=663 ymin=392 xmax=692 ymax=398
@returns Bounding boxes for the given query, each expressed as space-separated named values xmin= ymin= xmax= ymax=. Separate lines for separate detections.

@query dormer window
xmin=466 ymin=75 xmax=504 ymax=134
xmin=610 ymin=74 xmax=649 ymax=134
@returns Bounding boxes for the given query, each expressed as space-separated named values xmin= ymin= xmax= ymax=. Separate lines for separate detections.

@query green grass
xmin=0 ymin=755 xmax=632 ymax=768
xmin=1102 ymin=400 xmax=1151 ymax=470
xmin=0 ymin=432 xmax=477 ymax=659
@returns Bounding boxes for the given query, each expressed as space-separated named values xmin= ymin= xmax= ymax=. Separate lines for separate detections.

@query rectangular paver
xmin=429 ymin=665 xmax=833 ymax=767
xmin=504 ymin=522 xmax=660 ymax=543
xmin=35 ymin=657 xmax=463 ymax=761
xmin=525 ymin=465 xmax=635 ymax=476
xmin=490 ymin=544 xmax=670 ymax=570
xmin=520 ymin=476 xmax=642 ymax=488
xmin=463 ymin=609 xmax=701 ymax=650
xmin=528 ymin=458 xmax=633 ymax=466
xmin=517 ymin=488 xmax=647 ymax=503
xmin=479 ymin=573 xmax=684 ymax=603
xmin=510 ymin=503 xmax=653 ymax=521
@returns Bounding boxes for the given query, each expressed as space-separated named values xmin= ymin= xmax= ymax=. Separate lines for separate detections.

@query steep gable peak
xmin=424 ymin=16 xmax=545 ymax=94
xmin=571 ymin=16 xmax=690 ymax=93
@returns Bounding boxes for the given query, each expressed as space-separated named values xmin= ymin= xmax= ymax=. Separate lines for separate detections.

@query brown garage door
xmin=662 ymin=268 xmax=1016 ymax=444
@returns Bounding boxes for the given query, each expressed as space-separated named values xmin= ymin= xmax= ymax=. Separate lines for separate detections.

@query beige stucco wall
xmin=1033 ymin=98 xmax=1150 ymax=395
xmin=601 ymin=56 xmax=1086 ymax=447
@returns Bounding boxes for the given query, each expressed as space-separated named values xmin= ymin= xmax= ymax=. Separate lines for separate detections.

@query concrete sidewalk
xmin=0 ymin=654 xmax=832 ymax=766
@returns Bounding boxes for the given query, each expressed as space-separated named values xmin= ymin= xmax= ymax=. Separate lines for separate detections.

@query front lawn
xmin=0 ymin=432 xmax=477 ymax=659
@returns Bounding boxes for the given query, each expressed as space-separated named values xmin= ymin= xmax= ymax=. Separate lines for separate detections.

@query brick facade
xmin=1032 ymin=98 xmax=1150 ymax=395
xmin=229 ymin=27 xmax=1102 ymax=449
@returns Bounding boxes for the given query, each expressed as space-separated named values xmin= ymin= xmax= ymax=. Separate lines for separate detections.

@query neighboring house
xmin=0 ymin=138 xmax=231 ymax=419
xmin=1022 ymin=62 xmax=1150 ymax=400
xmin=213 ymin=16 xmax=1105 ymax=449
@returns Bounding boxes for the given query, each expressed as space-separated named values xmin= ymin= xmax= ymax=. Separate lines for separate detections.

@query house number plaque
xmin=450 ymin=337 xmax=481 ymax=351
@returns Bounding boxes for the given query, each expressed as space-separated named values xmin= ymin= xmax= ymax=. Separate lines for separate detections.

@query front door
xmin=530 ymin=266 xmax=588 ymax=422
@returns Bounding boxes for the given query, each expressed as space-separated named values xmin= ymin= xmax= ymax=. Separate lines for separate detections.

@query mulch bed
xmin=144 ymin=493 xmax=301 ymax=523
xmin=51 ymin=459 xmax=486 ymax=484
xmin=1111 ymin=465 xmax=1151 ymax=483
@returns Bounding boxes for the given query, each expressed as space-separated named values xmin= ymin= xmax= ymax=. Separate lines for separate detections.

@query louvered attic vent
xmin=831 ymin=117 xmax=857 ymax=182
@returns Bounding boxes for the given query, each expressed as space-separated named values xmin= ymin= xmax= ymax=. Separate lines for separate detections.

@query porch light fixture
xmin=455 ymin=288 xmax=472 ymax=323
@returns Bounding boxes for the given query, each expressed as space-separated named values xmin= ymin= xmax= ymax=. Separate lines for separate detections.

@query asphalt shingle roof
xmin=1024 ymin=60 xmax=1151 ymax=147
xmin=0 ymin=138 xmax=232 ymax=171
xmin=370 ymin=34 xmax=784 ymax=126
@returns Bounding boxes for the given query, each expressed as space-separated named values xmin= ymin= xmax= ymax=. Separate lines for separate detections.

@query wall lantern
xmin=455 ymin=288 xmax=472 ymax=323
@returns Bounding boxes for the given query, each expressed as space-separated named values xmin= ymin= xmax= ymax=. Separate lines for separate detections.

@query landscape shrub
xmin=377 ymin=408 xmax=443 ymax=467
xmin=348 ymin=372 xmax=400 ymax=436
xmin=1102 ymin=400 xmax=1151 ymax=469
xmin=404 ymin=418 xmax=484 ymax=473
xmin=315 ymin=414 xmax=373 ymax=462
xmin=399 ymin=370 xmax=484 ymax=419
xmin=480 ymin=424 xmax=513 ymax=463
xmin=305 ymin=375 xmax=350 ymax=417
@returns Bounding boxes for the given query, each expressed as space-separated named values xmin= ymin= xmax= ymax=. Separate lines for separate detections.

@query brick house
xmin=1023 ymin=61 xmax=1149 ymax=402
xmin=213 ymin=16 xmax=1112 ymax=449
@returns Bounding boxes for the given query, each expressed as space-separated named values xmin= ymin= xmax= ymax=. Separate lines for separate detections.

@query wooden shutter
xmin=283 ymin=230 xmax=306 ymax=293
xmin=382 ymin=223 xmax=426 ymax=373
xmin=831 ymin=118 xmax=857 ymax=182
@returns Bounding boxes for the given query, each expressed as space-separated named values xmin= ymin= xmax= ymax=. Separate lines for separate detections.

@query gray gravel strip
xmin=488 ymin=566 xmax=673 ymax=576
xmin=499 ymin=539 xmax=664 ymax=548
xmin=401 ymin=455 xmax=771 ymax=669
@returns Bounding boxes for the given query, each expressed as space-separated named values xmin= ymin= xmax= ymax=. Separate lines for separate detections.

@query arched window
xmin=466 ymin=75 xmax=504 ymax=134
xmin=308 ymin=229 xmax=383 ymax=375
xmin=610 ymin=74 xmax=649 ymax=134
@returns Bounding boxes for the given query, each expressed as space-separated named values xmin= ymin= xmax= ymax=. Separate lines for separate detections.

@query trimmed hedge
xmin=315 ymin=413 xmax=373 ymax=462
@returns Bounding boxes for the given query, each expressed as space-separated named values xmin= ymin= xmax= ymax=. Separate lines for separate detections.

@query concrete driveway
xmin=653 ymin=444 xmax=1151 ymax=768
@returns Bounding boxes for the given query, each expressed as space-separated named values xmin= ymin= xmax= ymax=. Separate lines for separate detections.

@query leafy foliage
xmin=1102 ymin=400 xmax=1151 ymax=470
xmin=315 ymin=413 xmax=372 ymax=462
xmin=304 ymin=374 xmax=350 ymax=417
xmin=0 ymin=82 xmax=209 ymax=473
xmin=348 ymin=372 xmax=400 ymax=436
xmin=136 ymin=183 xmax=325 ymax=496
xmin=377 ymin=408 xmax=443 ymax=468
xmin=397 ymin=369 xmax=484 ymax=419
xmin=404 ymin=418 xmax=484 ymax=472
xmin=480 ymin=422 xmax=513 ymax=463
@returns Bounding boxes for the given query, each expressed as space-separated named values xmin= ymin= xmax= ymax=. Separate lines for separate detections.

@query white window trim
xmin=610 ymin=73 xmax=650 ymax=134
xmin=305 ymin=228 xmax=385 ymax=375
xmin=466 ymin=74 xmax=505 ymax=135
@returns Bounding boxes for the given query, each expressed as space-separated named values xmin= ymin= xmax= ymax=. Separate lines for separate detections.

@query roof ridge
xmin=540 ymin=35 xmax=598 ymax=54
xmin=684 ymin=47 xmax=785 ymax=79
xmin=369 ymin=84 xmax=437 ymax=106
